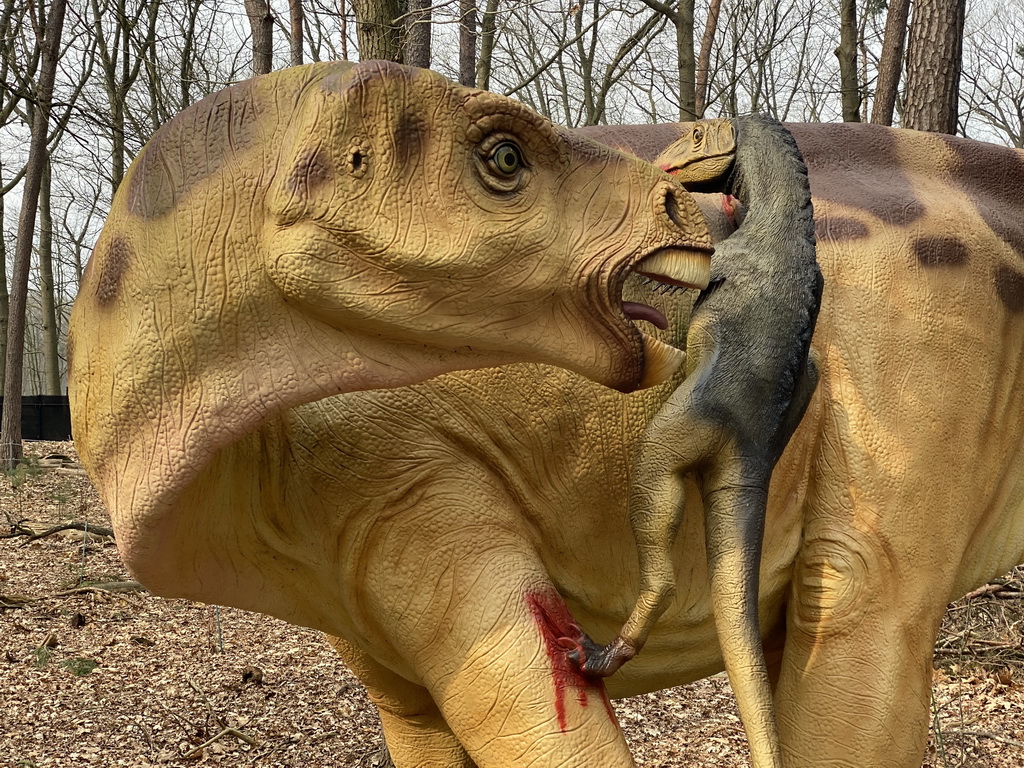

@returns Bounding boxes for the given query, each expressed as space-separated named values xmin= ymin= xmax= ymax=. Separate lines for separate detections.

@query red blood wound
xmin=525 ymin=589 xmax=616 ymax=732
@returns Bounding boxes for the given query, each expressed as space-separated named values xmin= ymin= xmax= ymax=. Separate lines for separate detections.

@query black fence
xmin=0 ymin=395 xmax=73 ymax=441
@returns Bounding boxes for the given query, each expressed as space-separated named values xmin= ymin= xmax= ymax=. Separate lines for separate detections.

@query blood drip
xmin=525 ymin=589 xmax=617 ymax=732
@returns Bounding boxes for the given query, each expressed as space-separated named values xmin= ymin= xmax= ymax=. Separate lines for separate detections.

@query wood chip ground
xmin=2 ymin=442 xmax=1022 ymax=767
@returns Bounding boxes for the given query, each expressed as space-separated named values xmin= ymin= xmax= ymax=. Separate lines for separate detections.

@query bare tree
xmin=871 ymin=0 xmax=910 ymax=125
xmin=0 ymin=0 xmax=36 ymax=393
xmin=245 ymin=0 xmax=274 ymax=74
xmin=38 ymin=158 xmax=60 ymax=395
xmin=459 ymin=0 xmax=477 ymax=86
xmin=904 ymin=0 xmax=967 ymax=134
xmin=290 ymin=0 xmax=305 ymax=65
xmin=1 ymin=0 xmax=66 ymax=468
xmin=89 ymin=0 xmax=160 ymax=194
xmin=353 ymin=0 xmax=404 ymax=62
xmin=405 ymin=0 xmax=430 ymax=68
xmin=639 ymin=0 xmax=697 ymax=120
xmin=695 ymin=0 xmax=722 ymax=116
xmin=961 ymin=4 xmax=1024 ymax=146
xmin=476 ymin=0 xmax=499 ymax=88
xmin=836 ymin=0 xmax=860 ymax=121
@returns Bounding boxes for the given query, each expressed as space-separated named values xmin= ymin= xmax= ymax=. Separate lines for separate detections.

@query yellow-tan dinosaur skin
xmin=73 ymin=112 xmax=1024 ymax=767
xmin=67 ymin=62 xmax=715 ymax=599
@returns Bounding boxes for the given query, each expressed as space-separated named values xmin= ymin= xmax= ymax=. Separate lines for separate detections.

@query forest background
xmin=0 ymin=0 xmax=1012 ymax=464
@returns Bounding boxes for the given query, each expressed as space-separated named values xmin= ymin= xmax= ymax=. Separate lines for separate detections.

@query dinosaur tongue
xmin=623 ymin=301 xmax=669 ymax=330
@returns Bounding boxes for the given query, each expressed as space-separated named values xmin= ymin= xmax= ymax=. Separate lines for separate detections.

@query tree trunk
xmin=244 ymin=0 xmax=274 ymax=75
xmin=405 ymin=0 xmax=430 ymax=69
xmin=340 ymin=0 xmax=349 ymax=60
xmin=289 ymin=0 xmax=305 ymax=66
xmin=0 ymin=176 xmax=7 ymax=395
xmin=695 ymin=0 xmax=722 ymax=117
xmin=639 ymin=0 xmax=696 ymax=121
xmin=38 ymin=159 xmax=60 ymax=396
xmin=903 ymin=0 xmax=966 ymax=134
xmin=0 ymin=0 xmax=65 ymax=469
xmin=459 ymin=0 xmax=477 ymax=87
xmin=836 ymin=0 xmax=861 ymax=122
xmin=476 ymin=0 xmax=499 ymax=89
xmin=676 ymin=0 xmax=697 ymax=120
xmin=180 ymin=0 xmax=200 ymax=107
xmin=354 ymin=0 xmax=405 ymax=62
xmin=871 ymin=0 xmax=910 ymax=125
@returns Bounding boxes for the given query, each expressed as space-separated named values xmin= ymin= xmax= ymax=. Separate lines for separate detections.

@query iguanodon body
xmin=71 ymin=78 xmax=1024 ymax=768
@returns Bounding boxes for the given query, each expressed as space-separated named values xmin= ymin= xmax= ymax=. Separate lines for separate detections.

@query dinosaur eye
xmin=692 ymin=127 xmax=704 ymax=143
xmin=490 ymin=142 xmax=523 ymax=176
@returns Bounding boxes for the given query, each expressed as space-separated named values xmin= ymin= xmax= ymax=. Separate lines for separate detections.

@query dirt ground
xmin=2 ymin=441 xmax=1023 ymax=768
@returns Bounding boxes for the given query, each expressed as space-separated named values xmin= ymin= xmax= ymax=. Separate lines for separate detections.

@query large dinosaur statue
xmin=67 ymin=60 xmax=715 ymax=597
xmin=72 ymin=84 xmax=1024 ymax=767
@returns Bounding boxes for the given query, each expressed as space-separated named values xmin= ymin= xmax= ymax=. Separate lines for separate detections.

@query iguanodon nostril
xmin=662 ymin=184 xmax=687 ymax=229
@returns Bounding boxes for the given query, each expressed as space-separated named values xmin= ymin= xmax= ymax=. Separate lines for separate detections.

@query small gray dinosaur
xmin=579 ymin=116 xmax=822 ymax=768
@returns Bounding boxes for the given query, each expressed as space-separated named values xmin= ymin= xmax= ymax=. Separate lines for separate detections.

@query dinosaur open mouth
xmin=619 ymin=246 xmax=711 ymax=388
xmin=622 ymin=245 xmax=711 ymax=331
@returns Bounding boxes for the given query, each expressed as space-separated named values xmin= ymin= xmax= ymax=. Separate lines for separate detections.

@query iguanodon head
xmin=259 ymin=61 xmax=712 ymax=392
xmin=69 ymin=62 xmax=713 ymax=519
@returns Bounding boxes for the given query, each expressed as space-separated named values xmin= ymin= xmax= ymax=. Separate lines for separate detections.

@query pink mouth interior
xmin=622 ymin=301 xmax=668 ymax=330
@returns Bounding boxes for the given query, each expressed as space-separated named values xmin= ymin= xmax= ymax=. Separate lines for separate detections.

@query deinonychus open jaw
xmin=625 ymin=245 xmax=712 ymax=388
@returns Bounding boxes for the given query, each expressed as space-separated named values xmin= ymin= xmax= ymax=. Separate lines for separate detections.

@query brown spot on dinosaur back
xmin=815 ymin=216 xmax=869 ymax=242
xmin=995 ymin=265 xmax=1024 ymax=313
xmin=788 ymin=123 xmax=926 ymax=228
xmin=126 ymin=80 xmax=262 ymax=219
xmin=914 ymin=235 xmax=969 ymax=267
xmin=96 ymin=236 xmax=132 ymax=306
xmin=941 ymin=135 xmax=1024 ymax=257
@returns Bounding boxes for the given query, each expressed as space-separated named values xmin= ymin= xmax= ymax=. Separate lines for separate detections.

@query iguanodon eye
xmin=490 ymin=142 xmax=523 ymax=175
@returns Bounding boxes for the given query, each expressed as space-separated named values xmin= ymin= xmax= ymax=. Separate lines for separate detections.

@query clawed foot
xmin=567 ymin=634 xmax=638 ymax=678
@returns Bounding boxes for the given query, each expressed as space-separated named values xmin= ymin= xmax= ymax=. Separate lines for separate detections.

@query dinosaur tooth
xmin=634 ymin=247 xmax=711 ymax=290
xmin=639 ymin=333 xmax=685 ymax=388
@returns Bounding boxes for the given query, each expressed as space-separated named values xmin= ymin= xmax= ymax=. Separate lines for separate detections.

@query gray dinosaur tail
xmin=703 ymin=479 xmax=784 ymax=768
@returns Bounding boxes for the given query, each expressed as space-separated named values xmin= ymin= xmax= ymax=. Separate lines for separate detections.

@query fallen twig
xmin=182 ymin=727 xmax=260 ymax=759
xmin=943 ymin=729 xmax=1024 ymax=749
xmin=0 ymin=581 xmax=145 ymax=605
xmin=25 ymin=521 xmax=114 ymax=543
xmin=54 ymin=467 xmax=88 ymax=477
xmin=52 ymin=581 xmax=144 ymax=596
xmin=0 ymin=593 xmax=32 ymax=609
xmin=0 ymin=522 xmax=36 ymax=540
xmin=964 ymin=583 xmax=1004 ymax=600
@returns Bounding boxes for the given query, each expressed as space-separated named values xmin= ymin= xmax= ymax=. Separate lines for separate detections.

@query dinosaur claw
xmin=570 ymin=634 xmax=637 ymax=678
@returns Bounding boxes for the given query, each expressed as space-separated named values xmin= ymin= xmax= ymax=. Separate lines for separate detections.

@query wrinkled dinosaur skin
xmin=67 ymin=61 xmax=716 ymax=598
xmin=578 ymin=116 xmax=822 ymax=768
xmin=73 ymin=106 xmax=1024 ymax=767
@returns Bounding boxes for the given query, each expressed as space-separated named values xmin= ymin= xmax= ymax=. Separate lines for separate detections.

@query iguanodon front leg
xmin=329 ymin=635 xmax=477 ymax=768
xmin=354 ymin=474 xmax=635 ymax=767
